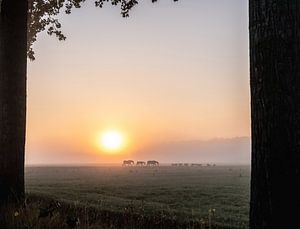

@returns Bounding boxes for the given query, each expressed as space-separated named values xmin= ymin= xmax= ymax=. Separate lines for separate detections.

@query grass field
xmin=25 ymin=165 xmax=250 ymax=228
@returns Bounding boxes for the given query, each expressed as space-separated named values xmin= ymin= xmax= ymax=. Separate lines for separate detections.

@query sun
xmin=100 ymin=130 xmax=124 ymax=152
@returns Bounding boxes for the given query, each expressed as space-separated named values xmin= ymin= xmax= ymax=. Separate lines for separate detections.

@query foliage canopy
xmin=27 ymin=0 xmax=178 ymax=60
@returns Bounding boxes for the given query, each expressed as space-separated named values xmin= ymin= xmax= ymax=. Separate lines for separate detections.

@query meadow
xmin=25 ymin=165 xmax=250 ymax=228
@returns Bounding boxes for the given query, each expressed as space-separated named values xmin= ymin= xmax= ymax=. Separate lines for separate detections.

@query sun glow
xmin=99 ymin=130 xmax=125 ymax=152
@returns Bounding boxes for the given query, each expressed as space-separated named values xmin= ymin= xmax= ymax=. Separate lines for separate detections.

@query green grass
xmin=24 ymin=165 xmax=250 ymax=228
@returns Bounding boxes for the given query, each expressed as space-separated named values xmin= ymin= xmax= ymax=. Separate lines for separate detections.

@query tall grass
xmin=0 ymin=194 xmax=243 ymax=229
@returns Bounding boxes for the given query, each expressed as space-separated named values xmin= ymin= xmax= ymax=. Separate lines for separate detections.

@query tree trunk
xmin=0 ymin=0 xmax=27 ymax=204
xmin=249 ymin=1 xmax=300 ymax=228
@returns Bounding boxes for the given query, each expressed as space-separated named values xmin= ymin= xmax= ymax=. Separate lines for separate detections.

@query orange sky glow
xmin=26 ymin=0 xmax=250 ymax=165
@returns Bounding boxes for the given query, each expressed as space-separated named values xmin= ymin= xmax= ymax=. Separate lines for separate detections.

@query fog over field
xmin=26 ymin=137 xmax=250 ymax=166
xmin=135 ymin=137 xmax=250 ymax=165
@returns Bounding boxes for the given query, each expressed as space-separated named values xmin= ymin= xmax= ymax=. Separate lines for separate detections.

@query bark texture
xmin=249 ymin=1 xmax=300 ymax=228
xmin=0 ymin=0 xmax=27 ymax=203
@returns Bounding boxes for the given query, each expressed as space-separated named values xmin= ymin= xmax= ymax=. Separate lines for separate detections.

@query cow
xmin=122 ymin=160 xmax=134 ymax=166
xmin=147 ymin=160 xmax=159 ymax=166
xmin=191 ymin=163 xmax=202 ymax=167
xmin=136 ymin=161 xmax=146 ymax=166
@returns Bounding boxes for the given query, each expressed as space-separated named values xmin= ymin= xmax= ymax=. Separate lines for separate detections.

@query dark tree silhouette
xmin=249 ymin=1 xmax=300 ymax=228
xmin=0 ymin=0 xmax=28 ymax=204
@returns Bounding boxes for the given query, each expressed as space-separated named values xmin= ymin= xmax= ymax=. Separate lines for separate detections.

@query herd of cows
xmin=122 ymin=160 xmax=159 ymax=166
xmin=122 ymin=160 xmax=216 ymax=167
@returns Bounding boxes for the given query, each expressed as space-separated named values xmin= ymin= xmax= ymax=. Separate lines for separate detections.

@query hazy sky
xmin=26 ymin=0 xmax=250 ymax=164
